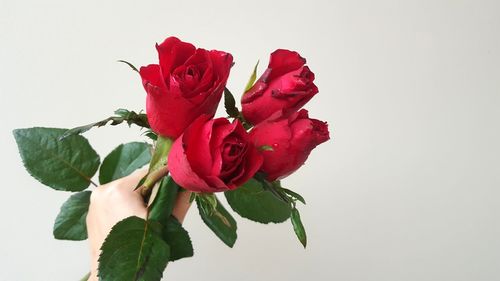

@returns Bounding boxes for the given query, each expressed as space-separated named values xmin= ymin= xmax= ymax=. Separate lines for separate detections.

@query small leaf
xmin=189 ymin=192 xmax=196 ymax=203
xmin=142 ymin=130 xmax=158 ymax=141
xmin=53 ymin=191 xmax=91 ymax=240
xmin=196 ymin=196 xmax=237 ymax=247
xmin=98 ymin=216 xmax=170 ymax=281
xmin=225 ymin=178 xmax=291 ymax=224
xmin=199 ymin=193 xmax=218 ymax=212
xmin=13 ymin=127 xmax=100 ymax=191
xmin=59 ymin=109 xmax=149 ymax=140
xmin=99 ymin=142 xmax=152 ymax=185
xmin=281 ymin=187 xmax=306 ymax=205
xmin=244 ymin=61 xmax=259 ymax=92
xmin=117 ymin=60 xmax=139 ymax=73
xmin=223 ymin=88 xmax=240 ymax=118
xmin=291 ymin=208 xmax=307 ymax=248
xmin=149 ymin=176 xmax=180 ymax=224
xmin=161 ymin=217 xmax=194 ymax=261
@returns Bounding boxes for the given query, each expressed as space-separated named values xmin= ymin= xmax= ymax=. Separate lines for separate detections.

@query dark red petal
xmin=184 ymin=115 xmax=214 ymax=178
xmin=209 ymin=119 xmax=238 ymax=176
xmin=168 ymin=135 xmax=212 ymax=192
xmin=267 ymin=49 xmax=306 ymax=81
xmin=139 ymin=64 xmax=166 ymax=96
xmin=157 ymin=37 xmax=196 ymax=82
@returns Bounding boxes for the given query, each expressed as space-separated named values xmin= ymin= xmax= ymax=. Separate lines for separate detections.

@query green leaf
xmin=161 ymin=217 xmax=194 ymax=261
xmin=98 ymin=216 xmax=170 ymax=281
xmin=281 ymin=187 xmax=306 ymax=205
xmin=117 ymin=60 xmax=139 ymax=73
xmin=53 ymin=191 xmax=91 ymax=240
xmin=13 ymin=127 xmax=100 ymax=191
xmin=225 ymin=178 xmax=291 ymax=224
xmin=244 ymin=61 xmax=259 ymax=92
xmin=149 ymin=176 xmax=180 ymax=224
xmin=196 ymin=196 xmax=237 ymax=247
xmin=223 ymin=88 xmax=240 ymax=118
xmin=59 ymin=109 xmax=149 ymax=140
xmin=99 ymin=142 xmax=152 ymax=185
xmin=291 ymin=208 xmax=307 ymax=248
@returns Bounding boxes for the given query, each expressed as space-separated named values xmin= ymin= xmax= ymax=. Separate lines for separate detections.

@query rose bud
xmin=241 ymin=49 xmax=318 ymax=125
xmin=168 ymin=116 xmax=263 ymax=193
xmin=249 ymin=109 xmax=330 ymax=181
xmin=140 ymin=36 xmax=233 ymax=139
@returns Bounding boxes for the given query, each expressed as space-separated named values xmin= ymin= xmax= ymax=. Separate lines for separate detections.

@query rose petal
xmin=267 ymin=49 xmax=306 ymax=81
xmin=184 ymin=115 xmax=214 ymax=178
xmin=139 ymin=64 xmax=166 ymax=96
xmin=168 ymin=135 xmax=212 ymax=192
xmin=157 ymin=37 xmax=196 ymax=84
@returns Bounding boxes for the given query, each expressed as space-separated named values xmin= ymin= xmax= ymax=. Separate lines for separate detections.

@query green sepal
xmin=244 ymin=60 xmax=259 ymax=92
xmin=117 ymin=60 xmax=139 ymax=73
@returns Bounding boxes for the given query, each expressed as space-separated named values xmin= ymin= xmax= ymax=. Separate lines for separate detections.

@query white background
xmin=1 ymin=0 xmax=499 ymax=280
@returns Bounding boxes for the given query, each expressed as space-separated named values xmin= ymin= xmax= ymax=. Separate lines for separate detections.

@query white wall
xmin=1 ymin=0 xmax=499 ymax=280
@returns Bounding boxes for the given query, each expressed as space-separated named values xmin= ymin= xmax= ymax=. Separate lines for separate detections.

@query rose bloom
xmin=168 ymin=116 xmax=263 ymax=193
xmin=249 ymin=109 xmax=330 ymax=181
xmin=140 ymin=36 xmax=233 ymax=138
xmin=241 ymin=49 xmax=318 ymax=125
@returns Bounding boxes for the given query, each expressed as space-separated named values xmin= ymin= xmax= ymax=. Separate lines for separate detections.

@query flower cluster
xmin=140 ymin=36 xmax=330 ymax=192
xmin=13 ymin=36 xmax=332 ymax=281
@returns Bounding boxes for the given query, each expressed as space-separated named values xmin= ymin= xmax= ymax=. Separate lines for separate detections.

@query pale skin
xmin=86 ymin=169 xmax=192 ymax=281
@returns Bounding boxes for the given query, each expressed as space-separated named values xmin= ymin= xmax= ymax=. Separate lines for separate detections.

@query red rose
xmin=241 ymin=49 xmax=318 ymax=125
xmin=249 ymin=109 xmax=329 ymax=181
xmin=140 ymin=37 xmax=233 ymax=138
xmin=168 ymin=116 xmax=263 ymax=193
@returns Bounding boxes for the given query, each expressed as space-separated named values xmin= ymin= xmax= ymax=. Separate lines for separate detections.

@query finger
xmin=120 ymin=168 xmax=148 ymax=192
xmin=172 ymin=190 xmax=192 ymax=223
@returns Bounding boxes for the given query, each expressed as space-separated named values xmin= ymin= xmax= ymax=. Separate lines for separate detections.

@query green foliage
xmin=99 ymin=142 xmax=152 ymax=185
xmin=59 ymin=109 xmax=149 ymax=140
xmin=148 ymin=136 xmax=172 ymax=172
xmin=140 ymin=136 xmax=173 ymax=193
xmin=161 ymin=217 xmax=194 ymax=261
xmin=53 ymin=191 xmax=91 ymax=240
xmin=244 ymin=61 xmax=259 ymax=92
xmin=223 ymin=88 xmax=240 ymax=118
xmin=13 ymin=127 xmax=100 ymax=191
xmin=149 ymin=176 xmax=180 ymax=225
xmin=98 ymin=216 xmax=170 ymax=281
xmin=225 ymin=178 xmax=291 ymax=224
xmin=117 ymin=60 xmax=139 ymax=73
xmin=291 ymin=208 xmax=307 ymax=248
xmin=281 ymin=187 xmax=306 ymax=205
xmin=196 ymin=195 xmax=237 ymax=247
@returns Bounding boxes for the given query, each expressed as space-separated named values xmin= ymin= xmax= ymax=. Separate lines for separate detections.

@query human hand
xmin=86 ymin=169 xmax=191 ymax=281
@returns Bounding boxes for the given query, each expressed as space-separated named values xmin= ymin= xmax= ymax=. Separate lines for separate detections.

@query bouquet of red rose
xmin=13 ymin=36 xmax=330 ymax=281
